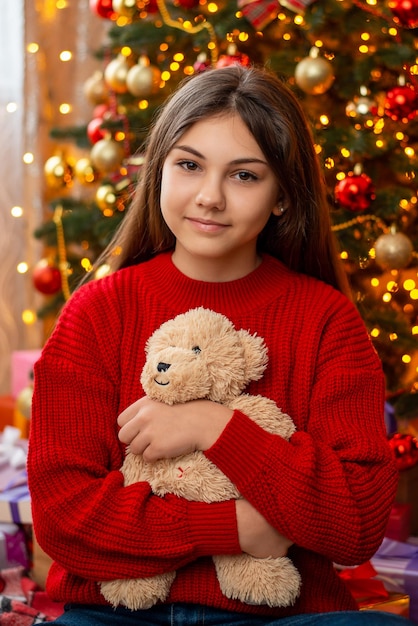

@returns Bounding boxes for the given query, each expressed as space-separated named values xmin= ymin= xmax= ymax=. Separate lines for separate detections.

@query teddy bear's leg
xmin=213 ymin=554 xmax=301 ymax=608
xmin=100 ymin=571 xmax=176 ymax=611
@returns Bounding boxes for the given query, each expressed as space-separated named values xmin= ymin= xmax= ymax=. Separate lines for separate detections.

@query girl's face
xmin=160 ymin=113 xmax=281 ymax=282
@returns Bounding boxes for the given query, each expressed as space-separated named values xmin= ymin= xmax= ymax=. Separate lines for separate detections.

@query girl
xmin=28 ymin=65 xmax=409 ymax=625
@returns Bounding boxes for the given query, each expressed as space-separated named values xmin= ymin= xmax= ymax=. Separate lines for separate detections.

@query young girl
xmin=27 ymin=65 xmax=410 ymax=625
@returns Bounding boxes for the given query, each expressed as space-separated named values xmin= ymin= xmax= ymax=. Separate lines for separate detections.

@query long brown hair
xmin=95 ymin=64 xmax=350 ymax=296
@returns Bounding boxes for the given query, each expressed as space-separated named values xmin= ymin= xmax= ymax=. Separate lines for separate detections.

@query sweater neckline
xmin=140 ymin=252 xmax=290 ymax=315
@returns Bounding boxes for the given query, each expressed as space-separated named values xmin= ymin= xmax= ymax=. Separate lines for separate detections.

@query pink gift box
xmin=11 ymin=350 xmax=41 ymax=400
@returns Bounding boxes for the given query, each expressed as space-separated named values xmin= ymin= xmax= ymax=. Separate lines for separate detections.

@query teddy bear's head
xmin=140 ymin=308 xmax=268 ymax=405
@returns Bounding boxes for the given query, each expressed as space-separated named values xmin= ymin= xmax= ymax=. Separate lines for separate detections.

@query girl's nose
xmin=195 ymin=175 xmax=225 ymax=210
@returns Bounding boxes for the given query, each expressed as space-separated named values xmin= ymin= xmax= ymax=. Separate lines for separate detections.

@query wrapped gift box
xmin=360 ymin=592 xmax=410 ymax=618
xmin=396 ymin=462 xmax=418 ymax=536
xmin=0 ymin=427 xmax=31 ymax=525
xmin=0 ymin=484 xmax=31 ymax=525
xmin=371 ymin=537 xmax=418 ymax=624
xmin=338 ymin=561 xmax=411 ymax=620
xmin=31 ymin=536 xmax=53 ymax=590
xmin=386 ymin=503 xmax=412 ymax=542
xmin=0 ymin=396 xmax=15 ymax=432
xmin=0 ymin=522 xmax=29 ymax=569
xmin=11 ymin=350 xmax=41 ymax=400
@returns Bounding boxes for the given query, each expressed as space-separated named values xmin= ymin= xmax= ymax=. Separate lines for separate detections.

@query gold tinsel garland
xmin=156 ymin=0 xmax=219 ymax=65
xmin=53 ymin=204 xmax=71 ymax=301
xmin=331 ymin=214 xmax=389 ymax=233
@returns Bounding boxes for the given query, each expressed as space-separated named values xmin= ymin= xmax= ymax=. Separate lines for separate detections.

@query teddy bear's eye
xmin=192 ymin=346 xmax=201 ymax=354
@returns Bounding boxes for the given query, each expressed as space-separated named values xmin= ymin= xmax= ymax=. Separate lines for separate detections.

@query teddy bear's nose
xmin=157 ymin=362 xmax=171 ymax=372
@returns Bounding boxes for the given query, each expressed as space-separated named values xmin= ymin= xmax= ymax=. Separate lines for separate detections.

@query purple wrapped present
xmin=0 ymin=427 xmax=31 ymax=524
xmin=0 ymin=483 xmax=31 ymax=524
xmin=371 ymin=537 xmax=418 ymax=624
xmin=0 ymin=522 xmax=28 ymax=569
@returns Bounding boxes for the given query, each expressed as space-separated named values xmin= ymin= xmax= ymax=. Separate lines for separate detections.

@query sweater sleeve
xmin=205 ymin=295 xmax=398 ymax=567
xmin=27 ymin=284 xmax=240 ymax=583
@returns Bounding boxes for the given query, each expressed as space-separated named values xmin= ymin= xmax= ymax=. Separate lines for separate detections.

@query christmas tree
xmin=34 ymin=0 xmax=418 ymax=419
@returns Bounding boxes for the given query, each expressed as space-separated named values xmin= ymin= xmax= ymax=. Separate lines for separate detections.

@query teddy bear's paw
xmin=99 ymin=571 xmax=176 ymax=610
xmin=213 ymin=554 xmax=301 ymax=608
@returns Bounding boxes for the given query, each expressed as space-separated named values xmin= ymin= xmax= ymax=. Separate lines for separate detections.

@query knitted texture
xmin=27 ymin=253 xmax=398 ymax=617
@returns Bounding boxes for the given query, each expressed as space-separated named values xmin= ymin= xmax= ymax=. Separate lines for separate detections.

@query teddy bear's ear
xmin=237 ymin=329 xmax=268 ymax=382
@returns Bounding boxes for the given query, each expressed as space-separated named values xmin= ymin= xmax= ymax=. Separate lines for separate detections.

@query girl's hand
xmin=236 ymin=499 xmax=293 ymax=559
xmin=117 ymin=396 xmax=233 ymax=462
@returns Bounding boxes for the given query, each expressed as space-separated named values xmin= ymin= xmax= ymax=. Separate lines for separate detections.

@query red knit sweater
xmin=27 ymin=252 xmax=398 ymax=617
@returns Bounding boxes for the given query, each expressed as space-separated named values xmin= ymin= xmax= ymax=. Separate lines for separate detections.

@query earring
xmin=278 ymin=205 xmax=286 ymax=214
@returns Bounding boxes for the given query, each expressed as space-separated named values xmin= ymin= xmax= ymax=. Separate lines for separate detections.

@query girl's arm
xmin=205 ymin=316 xmax=397 ymax=567
xmin=27 ymin=280 xmax=244 ymax=584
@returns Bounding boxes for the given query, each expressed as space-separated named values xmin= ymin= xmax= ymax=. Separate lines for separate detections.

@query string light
xmin=22 ymin=310 xmax=37 ymax=325
xmin=59 ymin=50 xmax=72 ymax=62
xmin=23 ymin=153 xmax=34 ymax=164
xmin=11 ymin=206 xmax=23 ymax=218
xmin=17 ymin=262 xmax=28 ymax=274
xmin=59 ymin=103 xmax=72 ymax=114
xmin=27 ymin=43 xmax=39 ymax=54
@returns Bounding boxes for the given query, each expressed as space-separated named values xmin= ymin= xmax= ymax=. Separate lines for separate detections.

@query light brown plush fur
xmin=100 ymin=308 xmax=301 ymax=610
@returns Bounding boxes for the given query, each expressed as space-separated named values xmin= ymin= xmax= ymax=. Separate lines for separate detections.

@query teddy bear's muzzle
xmin=154 ymin=362 xmax=171 ymax=386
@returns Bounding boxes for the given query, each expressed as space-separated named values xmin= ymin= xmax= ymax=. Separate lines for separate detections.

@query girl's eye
xmin=179 ymin=160 xmax=199 ymax=171
xmin=235 ymin=171 xmax=258 ymax=182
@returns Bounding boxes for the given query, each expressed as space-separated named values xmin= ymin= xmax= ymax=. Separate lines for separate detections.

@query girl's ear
xmin=272 ymin=202 xmax=287 ymax=216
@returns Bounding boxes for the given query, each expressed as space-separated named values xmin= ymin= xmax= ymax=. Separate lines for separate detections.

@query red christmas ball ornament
xmin=216 ymin=52 xmax=251 ymax=69
xmin=93 ymin=103 xmax=110 ymax=119
xmin=89 ymin=0 xmax=116 ymax=19
xmin=32 ymin=259 xmax=62 ymax=295
xmin=144 ymin=0 xmax=158 ymax=12
xmin=384 ymin=84 xmax=418 ymax=122
xmin=334 ymin=173 xmax=376 ymax=212
xmin=389 ymin=433 xmax=418 ymax=471
xmin=87 ymin=118 xmax=106 ymax=144
xmin=389 ymin=0 xmax=418 ymax=28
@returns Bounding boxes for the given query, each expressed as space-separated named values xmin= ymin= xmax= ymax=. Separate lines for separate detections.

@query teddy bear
xmin=100 ymin=307 xmax=301 ymax=610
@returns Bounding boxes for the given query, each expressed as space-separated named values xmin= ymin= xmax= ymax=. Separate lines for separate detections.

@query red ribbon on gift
xmin=238 ymin=0 xmax=279 ymax=29
xmin=338 ymin=561 xmax=389 ymax=605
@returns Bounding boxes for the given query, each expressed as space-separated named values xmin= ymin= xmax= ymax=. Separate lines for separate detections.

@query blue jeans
xmin=49 ymin=603 xmax=414 ymax=625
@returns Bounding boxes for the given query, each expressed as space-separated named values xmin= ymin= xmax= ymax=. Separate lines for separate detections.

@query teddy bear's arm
xmin=228 ymin=394 xmax=296 ymax=441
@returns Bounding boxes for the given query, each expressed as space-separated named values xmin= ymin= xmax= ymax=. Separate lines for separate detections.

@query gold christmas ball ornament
xmin=104 ymin=54 xmax=130 ymax=94
xmin=74 ymin=157 xmax=98 ymax=185
xmin=126 ymin=57 xmax=161 ymax=97
xmin=90 ymin=138 xmax=125 ymax=173
xmin=16 ymin=385 xmax=33 ymax=420
xmin=112 ymin=0 xmax=138 ymax=17
xmin=83 ymin=71 xmax=109 ymax=105
xmin=295 ymin=48 xmax=334 ymax=95
xmin=44 ymin=155 xmax=73 ymax=189
xmin=374 ymin=231 xmax=414 ymax=270
xmin=95 ymin=183 xmax=117 ymax=212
